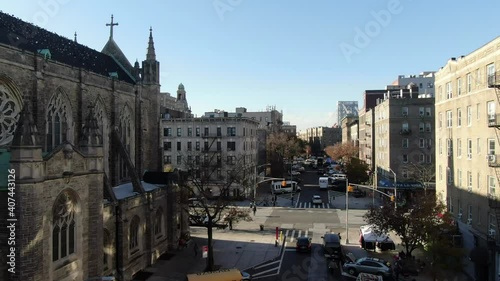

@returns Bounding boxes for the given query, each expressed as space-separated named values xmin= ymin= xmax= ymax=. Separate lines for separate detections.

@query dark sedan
xmin=296 ymin=237 xmax=312 ymax=253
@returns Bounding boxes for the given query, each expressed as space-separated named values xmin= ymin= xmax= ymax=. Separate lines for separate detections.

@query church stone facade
xmin=0 ymin=13 xmax=190 ymax=280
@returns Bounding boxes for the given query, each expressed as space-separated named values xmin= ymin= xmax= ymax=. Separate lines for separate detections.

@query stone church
xmin=0 ymin=12 xmax=191 ymax=281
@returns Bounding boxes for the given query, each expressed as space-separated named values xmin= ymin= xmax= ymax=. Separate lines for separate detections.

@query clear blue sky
xmin=2 ymin=1 xmax=500 ymax=132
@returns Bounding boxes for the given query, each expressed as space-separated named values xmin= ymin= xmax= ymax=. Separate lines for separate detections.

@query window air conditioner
xmin=488 ymin=154 xmax=496 ymax=162
xmin=489 ymin=229 xmax=496 ymax=237
xmin=467 ymin=218 xmax=472 ymax=225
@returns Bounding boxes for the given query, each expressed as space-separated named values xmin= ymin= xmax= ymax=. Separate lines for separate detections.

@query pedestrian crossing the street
xmin=282 ymin=229 xmax=313 ymax=244
xmin=294 ymin=202 xmax=331 ymax=209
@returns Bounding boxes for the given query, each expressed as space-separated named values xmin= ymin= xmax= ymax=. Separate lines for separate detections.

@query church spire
xmin=146 ymin=26 xmax=156 ymax=61
xmin=12 ymin=98 xmax=39 ymax=147
xmin=74 ymin=32 xmax=77 ymax=43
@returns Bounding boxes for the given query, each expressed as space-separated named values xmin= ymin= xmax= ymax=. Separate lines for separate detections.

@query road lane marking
xmin=277 ymin=239 xmax=287 ymax=275
xmin=253 ymin=259 xmax=280 ymax=270
xmin=252 ymin=266 xmax=280 ymax=277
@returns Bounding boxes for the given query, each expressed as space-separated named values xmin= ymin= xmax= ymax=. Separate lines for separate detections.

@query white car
xmin=312 ymin=195 xmax=322 ymax=205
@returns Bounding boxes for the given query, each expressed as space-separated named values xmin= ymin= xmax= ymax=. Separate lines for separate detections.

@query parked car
xmin=343 ymin=257 xmax=392 ymax=277
xmin=312 ymin=195 xmax=322 ymax=205
xmin=321 ymin=233 xmax=343 ymax=261
xmin=296 ymin=237 xmax=312 ymax=252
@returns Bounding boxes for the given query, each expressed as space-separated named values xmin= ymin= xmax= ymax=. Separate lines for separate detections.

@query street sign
xmin=202 ymin=245 xmax=208 ymax=258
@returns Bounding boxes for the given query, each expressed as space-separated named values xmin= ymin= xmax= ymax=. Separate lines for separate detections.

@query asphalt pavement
xmin=141 ymin=166 xmax=473 ymax=281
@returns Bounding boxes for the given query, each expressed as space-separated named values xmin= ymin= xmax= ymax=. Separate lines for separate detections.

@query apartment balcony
xmin=487 ymin=154 xmax=500 ymax=167
xmin=488 ymin=73 xmax=500 ymax=88
xmin=488 ymin=114 xmax=500 ymax=127
xmin=399 ymin=129 xmax=412 ymax=135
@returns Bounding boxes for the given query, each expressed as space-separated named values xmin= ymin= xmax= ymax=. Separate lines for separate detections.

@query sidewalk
xmin=145 ymin=205 xmax=281 ymax=281
xmin=340 ymin=226 xmax=474 ymax=281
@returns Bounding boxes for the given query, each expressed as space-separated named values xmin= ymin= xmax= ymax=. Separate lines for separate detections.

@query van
xmin=319 ymin=177 xmax=329 ymax=189
xmin=185 ymin=268 xmax=251 ymax=281
xmin=270 ymin=180 xmax=301 ymax=194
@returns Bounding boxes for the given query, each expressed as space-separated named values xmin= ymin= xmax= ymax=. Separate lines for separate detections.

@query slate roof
xmin=0 ymin=12 xmax=136 ymax=84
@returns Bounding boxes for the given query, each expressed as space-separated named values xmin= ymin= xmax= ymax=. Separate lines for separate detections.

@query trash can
xmin=259 ymin=224 xmax=264 ymax=231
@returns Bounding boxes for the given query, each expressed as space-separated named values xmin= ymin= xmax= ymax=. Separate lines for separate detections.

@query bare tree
xmin=405 ymin=162 xmax=436 ymax=194
xmin=266 ymin=132 xmax=302 ymax=177
xmin=324 ymin=142 xmax=358 ymax=163
xmin=177 ymin=152 xmax=252 ymax=271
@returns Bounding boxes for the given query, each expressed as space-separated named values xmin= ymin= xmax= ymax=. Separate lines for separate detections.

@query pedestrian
xmin=194 ymin=242 xmax=198 ymax=256
xmin=253 ymin=205 xmax=257 ymax=216
xmin=394 ymin=260 xmax=401 ymax=280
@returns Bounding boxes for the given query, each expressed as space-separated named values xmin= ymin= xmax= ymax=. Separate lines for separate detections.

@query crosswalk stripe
xmin=290 ymin=230 xmax=296 ymax=243
xmin=304 ymin=230 xmax=308 ymax=237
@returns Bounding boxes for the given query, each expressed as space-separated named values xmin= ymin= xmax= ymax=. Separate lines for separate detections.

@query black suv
xmin=321 ymin=233 xmax=343 ymax=261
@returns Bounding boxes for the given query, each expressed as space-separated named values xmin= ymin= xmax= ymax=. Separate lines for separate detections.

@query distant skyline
xmin=2 ymin=1 xmax=500 ymax=131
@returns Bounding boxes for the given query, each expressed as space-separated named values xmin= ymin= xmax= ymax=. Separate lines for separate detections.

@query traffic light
xmin=281 ymin=180 xmax=286 ymax=187
xmin=390 ymin=195 xmax=395 ymax=201
xmin=347 ymin=185 xmax=354 ymax=192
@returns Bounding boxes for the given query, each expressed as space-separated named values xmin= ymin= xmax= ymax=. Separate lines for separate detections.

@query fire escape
xmin=487 ymin=71 xmax=500 ymax=244
xmin=201 ymin=129 xmax=223 ymax=192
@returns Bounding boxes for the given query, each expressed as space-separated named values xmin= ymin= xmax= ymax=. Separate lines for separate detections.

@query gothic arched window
xmin=0 ymin=79 xmax=23 ymax=146
xmin=129 ymin=216 xmax=140 ymax=251
xmin=46 ymin=89 xmax=73 ymax=151
xmin=154 ymin=208 xmax=163 ymax=237
xmin=52 ymin=191 xmax=77 ymax=262
xmin=118 ymin=104 xmax=133 ymax=180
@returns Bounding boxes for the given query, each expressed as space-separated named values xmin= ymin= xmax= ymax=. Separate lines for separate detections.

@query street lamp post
xmin=389 ymin=168 xmax=397 ymax=209
xmin=254 ymin=164 xmax=271 ymax=201
xmin=345 ymin=177 xmax=350 ymax=244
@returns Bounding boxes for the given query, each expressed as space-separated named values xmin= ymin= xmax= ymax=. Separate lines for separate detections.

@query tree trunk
xmin=206 ymin=220 xmax=214 ymax=271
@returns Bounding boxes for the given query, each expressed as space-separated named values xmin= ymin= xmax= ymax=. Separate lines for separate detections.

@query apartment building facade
xmin=298 ymin=126 xmax=341 ymax=156
xmin=161 ymin=117 xmax=259 ymax=198
xmin=435 ymin=37 xmax=500 ymax=281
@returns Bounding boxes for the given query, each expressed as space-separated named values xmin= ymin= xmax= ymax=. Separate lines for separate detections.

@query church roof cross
xmin=106 ymin=14 xmax=119 ymax=39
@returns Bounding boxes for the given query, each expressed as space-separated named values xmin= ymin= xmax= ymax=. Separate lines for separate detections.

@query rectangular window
xmin=467 ymin=73 xmax=472 ymax=92
xmin=446 ymin=111 xmax=452 ymax=127
xmin=487 ymin=63 xmax=496 ymax=85
xmin=188 ymin=127 xmax=193 ymax=137
xmin=204 ymin=127 xmax=209 ymax=136
xmin=177 ymin=141 xmax=181 ymax=151
xmin=196 ymin=127 xmax=200 ymax=137
xmin=402 ymin=169 xmax=408 ymax=178
xmin=164 ymin=128 xmax=172 ymax=137
xmin=457 ymin=78 xmax=462 ymax=95
xmin=196 ymin=141 xmax=200 ymax=151
xmin=457 ymin=108 xmax=462 ymax=127
xmin=195 ymin=156 xmax=200 ymax=165
xmin=468 ymin=205 xmax=473 ymax=224
xmin=419 ymin=122 xmax=424 ymax=132
xmin=177 ymin=155 xmax=182 ymax=165
xmin=419 ymin=107 xmax=424 ymax=116
xmin=447 ymin=167 xmax=452 ymax=184
xmin=446 ymin=82 xmax=452 ymax=99
xmin=402 ymin=138 xmax=409 ymax=148
xmin=419 ymin=154 xmax=425 ymax=163
xmin=488 ymin=100 xmax=496 ymax=124
xmin=467 ymin=139 xmax=472 ymax=160
xmin=217 ymin=141 xmax=221 ymax=151
xmin=438 ymin=113 xmax=443 ymax=128
xmin=204 ymin=141 xmax=209 ymax=151
xmin=447 ymin=138 xmax=452 ymax=156
xmin=227 ymin=141 xmax=236 ymax=151
xmin=164 ymin=155 xmax=172 ymax=164
xmin=457 ymin=169 xmax=462 ymax=187
xmin=227 ymin=156 xmax=235 ymax=165
xmin=227 ymin=127 xmax=236 ymax=136
xmin=187 ymin=141 xmax=192 ymax=151
xmin=217 ymin=127 xmax=222 ymax=137
xmin=403 ymin=154 xmax=408 ymax=163
xmin=457 ymin=138 xmax=461 ymax=157
xmin=489 ymin=175 xmax=496 ymax=196
xmin=467 ymin=171 xmax=473 ymax=190
xmin=425 ymin=123 xmax=431 ymax=132
xmin=163 ymin=142 xmax=171 ymax=151
xmin=426 ymin=107 xmax=432 ymax=116
xmin=467 ymin=106 xmax=472 ymax=126
xmin=426 ymin=154 xmax=432 ymax=163
xmin=419 ymin=138 xmax=425 ymax=148
xmin=177 ymin=128 xmax=182 ymax=137
xmin=488 ymin=138 xmax=496 ymax=156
